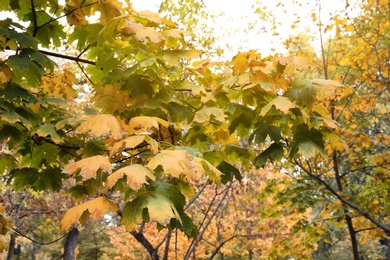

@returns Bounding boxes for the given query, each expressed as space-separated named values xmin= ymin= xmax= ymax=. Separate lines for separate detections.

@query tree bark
xmin=63 ymin=228 xmax=79 ymax=260
xmin=6 ymin=234 xmax=16 ymax=260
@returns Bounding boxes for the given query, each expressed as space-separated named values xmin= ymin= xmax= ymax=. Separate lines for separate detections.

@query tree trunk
xmin=6 ymin=234 xmax=16 ymax=260
xmin=380 ymin=238 xmax=390 ymax=260
xmin=63 ymin=228 xmax=79 ymax=260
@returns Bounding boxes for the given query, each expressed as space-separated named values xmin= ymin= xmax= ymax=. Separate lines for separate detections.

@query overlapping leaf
xmin=105 ymin=164 xmax=155 ymax=191
xmin=61 ymin=197 xmax=118 ymax=231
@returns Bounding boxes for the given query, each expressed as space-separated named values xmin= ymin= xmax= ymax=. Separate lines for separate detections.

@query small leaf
xmin=61 ymin=197 xmax=119 ymax=231
xmin=64 ymin=156 xmax=112 ymax=180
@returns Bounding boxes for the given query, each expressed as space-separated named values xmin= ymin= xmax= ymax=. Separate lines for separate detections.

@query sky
xmin=130 ymin=0 xmax=350 ymax=58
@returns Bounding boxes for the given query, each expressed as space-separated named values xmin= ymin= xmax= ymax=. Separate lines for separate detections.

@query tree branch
xmin=39 ymin=50 xmax=96 ymax=65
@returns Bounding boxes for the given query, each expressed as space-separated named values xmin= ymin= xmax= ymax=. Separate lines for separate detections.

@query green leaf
xmin=151 ymin=181 xmax=186 ymax=209
xmin=254 ymin=142 xmax=284 ymax=168
xmin=166 ymin=102 xmax=194 ymax=122
xmin=0 ymin=154 xmax=17 ymax=175
xmin=9 ymin=168 xmax=40 ymax=191
xmin=251 ymin=125 xmax=282 ymax=143
xmin=290 ymin=124 xmax=326 ymax=158
xmin=31 ymin=124 xmax=64 ymax=143
xmin=0 ymin=83 xmax=42 ymax=104
xmin=6 ymin=53 xmax=45 ymax=86
xmin=217 ymin=161 xmax=242 ymax=183
xmin=121 ymin=192 xmax=181 ymax=232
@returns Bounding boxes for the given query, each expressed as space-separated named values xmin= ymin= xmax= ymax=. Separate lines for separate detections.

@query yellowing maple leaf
xmin=61 ymin=197 xmax=118 ymax=231
xmin=121 ymin=192 xmax=181 ymax=232
xmin=110 ymin=135 xmax=146 ymax=157
xmin=147 ymin=150 xmax=199 ymax=179
xmin=124 ymin=116 xmax=169 ymax=135
xmin=64 ymin=156 xmax=112 ymax=180
xmin=193 ymin=157 xmax=222 ymax=183
xmin=123 ymin=21 xmax=164 ymax=43
xmin=260 ymin=96 xmax=294 ymax=116
xmin=76 ymin=114 xmax=123 ymax=140
xmin=193 ymin=107 xmax=226 ymax=123
xmin=105 ymin=164 xmax=156 ymax=191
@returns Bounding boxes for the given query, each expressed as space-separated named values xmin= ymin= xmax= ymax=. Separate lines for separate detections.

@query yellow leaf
xmin=124 ymin=116 xmax=169 ymax=135
xmin=64 ymin=156 xmax=112 ymax=180
xmin=0 ymin=65 xmax=14 ymax=83
xmin=61 ymin=197 xmax=118 ymax=231
xmin=0 ymin=238 xmax=6 ymax=252
xmin=194 ymin=107 xmax=226 ymax=123
xmin=0 ymin=204 xmax=13 ymax=236
xmin=162 ymin=29 xmax=190 ymax=38
xmin=123 ymin=21 xmax=164 ymax=43
xmin=110 ymin=135 xmax=146 ymax=157
xmin=284 ymin=57 xmax=310 ymax=76
xmin=105 ymin=164 xmax=155 ymax=191
xmin=147 ymin=150 xmax=198 ymax=179
xmin=76 ymin=114 xmax=123 ymax=140
xmin=232 ymin=52 xmax=249 ymax=75
xmin=260 ymin=96 xmax=294 ymax=116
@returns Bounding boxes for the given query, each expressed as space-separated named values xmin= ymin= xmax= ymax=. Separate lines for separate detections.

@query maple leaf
xmin=64 ymin=156 xmax=112 ymax=180
xmin=110 ymin=135 xmax=146 ymax=157
xmin=193 ymin=107 xmax=226 ymax=123
xmin=158 ymin=50 xmax=199 ymax=66
xmin=122 ymin=21 xmax=164 ymax=43
xmin=61 ymin=197 xmax=119 ymax=231
xmin=232 ymin=52 xmax=249 ymax=75
xmin=123 ymin=116 xmax=169 ymax=135
xmin=105 ymin=164 xmax=156 ymax=191
xmin=31 ymin=124 xmax=64 ymax=143
xmin=121 ymin=192 xmax=181 ymax=232
xmin=260 ymin=96 xmax=294 ymax=116
xmin=76 ymin=114 xmax=123 ymax=140
xmin=147 ymin=150 xmax=198 ymax=179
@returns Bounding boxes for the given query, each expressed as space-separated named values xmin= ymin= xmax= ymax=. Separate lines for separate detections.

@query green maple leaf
xmin=0 ymin=83 xmax=42 ymax=104
xmin=290 ymin=124 xmax=326 ymax=158
xmin=8 ymin=168 xmax=40 ymax=190
xmin=31 ymin=124 xmax=64 ymax=143
xmin=0 ymin=154 xmax=17 ymax=175
xmin=254 ymin=142 xmax=284 ymax=168
xmin=217 ymin=161 xmax=242 ymax=183
xmin=121 ymin=192 xmax=181 ymax=232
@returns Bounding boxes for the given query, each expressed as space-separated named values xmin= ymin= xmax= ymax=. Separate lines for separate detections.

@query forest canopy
xmin=0 ymin=0 xmax=390 ymax=259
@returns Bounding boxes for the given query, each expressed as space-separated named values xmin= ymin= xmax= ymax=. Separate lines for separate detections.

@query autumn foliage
xmin=0 ymin=0 xmax=390 ymax=259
